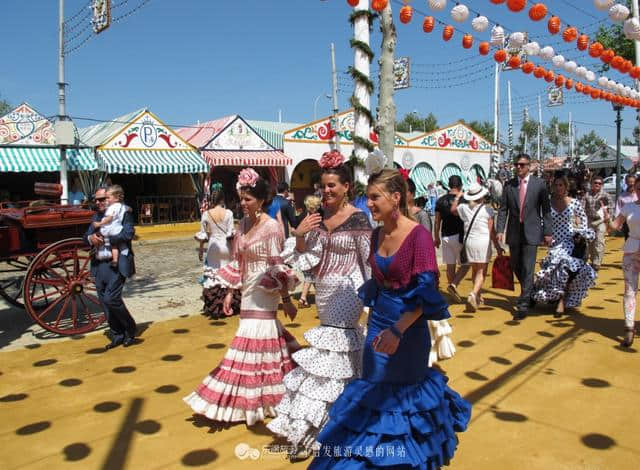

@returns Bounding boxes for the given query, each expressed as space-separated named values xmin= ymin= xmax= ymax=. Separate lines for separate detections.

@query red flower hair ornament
xmin=319 ymin=150 xmax=345 ymax=169
xmin=398 ymin=168 xmax=410 ymax=181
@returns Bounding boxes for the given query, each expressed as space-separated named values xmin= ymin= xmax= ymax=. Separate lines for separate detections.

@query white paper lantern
xmin=564 ymin=61 xmax=578 ymax=73
xmin=623 ymin=17 xmax=640 ymax=40
xmin=508 ymin=32 xmax=526 ymax=48
xmin=575 ymin=66 xmax=587 ymax=78
xmin=451 ymin=4 xmax=469 ymax=23
xmin=523 ymin=41 xmax=540 ymax=56
xmin=594 ymin=0 xmax=614 ymax=11
xmin=586 ymin=70 xmax=596 ymax=82
xmin=608 ymin=79 xmax=617 ymax=89
xmin=539 ymin=46 xmax=555 ymax=60
xmin=490 ymin=25 xmax=505 ymax=47
xmin=552 ymin=55 xmax=566 ymax=67
xmin=625 ymin=86 xmax=633 ymax=96
xmin=429 ymin=0 xmax=447 ymax=12
xmin=609 ymin=4 xmax=630 ymax=23
xmin=598 ymin=76 xmax=609 ymax=87
xmin=616 ymin=83 xmax=625 ymax=93
xmin=471 ymin=15 xmax=489 ymax=32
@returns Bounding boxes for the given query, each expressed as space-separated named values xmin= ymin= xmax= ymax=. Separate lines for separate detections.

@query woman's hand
xmin=372 ymin=329 xmax=400 ymax=355
xmin=283 ymin=300 xmax=297 ymax=321
xmin=293 ymin=213 xmax=322 ymax=237
xmin=222 ymin=292 xmax=234 ymax=316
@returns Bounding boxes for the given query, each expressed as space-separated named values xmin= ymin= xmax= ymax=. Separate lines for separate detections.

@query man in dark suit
xmin=267 ymin=182 xmax=299 ymax=237
xmin=497 ymin=154 xmax=552 ymax=320
xmin=84 ymin=186 xmax=137 ymax=348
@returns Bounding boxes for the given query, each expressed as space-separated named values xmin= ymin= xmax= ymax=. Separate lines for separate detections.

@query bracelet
xmin=388 ymin=325 xmax=403 ymax=339
xmin=281 ymin=295 xmax=291 ymax=304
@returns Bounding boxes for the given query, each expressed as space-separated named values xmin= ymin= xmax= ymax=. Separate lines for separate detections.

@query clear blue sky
xmin=1 ymin=0 xmax=638 ymax=147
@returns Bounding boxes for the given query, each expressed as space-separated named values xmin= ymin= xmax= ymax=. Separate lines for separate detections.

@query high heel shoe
xmin=554 ymin=298 xmax=565 ymax=318
xmin=622 ymin=327 xmax=635 ymax=348
xmin=467 ymin=292 xmax=478 ymax=312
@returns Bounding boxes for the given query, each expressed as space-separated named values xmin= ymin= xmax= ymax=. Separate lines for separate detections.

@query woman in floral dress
xmin=184 ymin=168 xmax=300 ymax=426
xmin=268 ymin=151 xmax=371 ymax=458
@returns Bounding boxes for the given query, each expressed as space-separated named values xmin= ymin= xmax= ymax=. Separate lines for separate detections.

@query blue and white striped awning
xmin=0 ymin=147 xmax=96 ymax=172
xmin=97 ymin=149 xmax=208 ymax=174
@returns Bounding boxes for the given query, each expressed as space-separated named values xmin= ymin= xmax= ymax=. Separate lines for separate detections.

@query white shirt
xmin=621 ymin=202 xmax=640 ymax=253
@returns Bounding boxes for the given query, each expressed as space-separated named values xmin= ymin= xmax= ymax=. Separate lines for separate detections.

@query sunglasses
xmin=515 ymin=163 xmax=529 ymax=167
xmin=593 ymin=181 xmax=603 ymax=185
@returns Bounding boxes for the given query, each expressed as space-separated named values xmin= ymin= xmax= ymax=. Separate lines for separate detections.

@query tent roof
xmin=175 ymin=116 xmax=236 ymax=148
xmin=78 ymin=108 xmax=146 ymax=146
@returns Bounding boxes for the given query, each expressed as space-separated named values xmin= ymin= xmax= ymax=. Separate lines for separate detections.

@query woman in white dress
xmin=195 ymin=184 xmax=239 ymax=318
xmin=452 ymin=182 xmax=502 ymax=312
xmin=184 ymin=168 xmax=300 ymax=426
xmin=267 ymin=151 xmax=371 ymax=459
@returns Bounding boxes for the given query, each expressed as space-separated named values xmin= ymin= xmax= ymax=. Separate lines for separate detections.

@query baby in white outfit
xmin=93 ymin=185 xmax=127 ymax=266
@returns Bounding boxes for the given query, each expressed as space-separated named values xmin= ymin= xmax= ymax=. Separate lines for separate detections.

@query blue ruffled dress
xmin=309 ymin=247 xmax=471 ymax=469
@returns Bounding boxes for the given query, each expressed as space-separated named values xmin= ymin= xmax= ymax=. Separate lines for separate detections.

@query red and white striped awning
xmin=202 ymin=150 xmax=292 ymax=167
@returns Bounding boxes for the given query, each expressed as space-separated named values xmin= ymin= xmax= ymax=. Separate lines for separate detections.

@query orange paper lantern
xmin=494 ymin=49 xmax=507 ymax=63
xmin=522 ymin=61 xmax=535 ymax=73
xmin=371 ymin=0 xmax=388 ymax=12
xmin=490 ymin=0 xmax=506 ymax=3
xmin=611 ymin=55 xmax=624 ymax=70
xmin=577 ymin=35 xmax=589 ymax=51
xmin=507 ymin=0 xmax=526 ymax=12
xmin=583 ymin=85 xmax=592 ymax=95
xmin=423 ymin=16 xmax=435 ymax=33
xmin=590 ymin=89 xmax=601 ymax=99
xmin=575 ymin=82 xmax=584 ymax=93
xmin=565 ymin=78 xmax=574 ymax=90
xmin=462 ymin=34 xmax=473 ymax=49
xmin=548 ymin=16 xmax=561 ymax=35
xmin=588 ymin=42 xmax=604 ymax=58
xmin=630 ymin=66 xmax=640 ymax=79
xmin=443 ymin=25 xmax=454 ymax=41
xmin=544 ymin=70 xmax=555 ymax=82
xmin=555 ymin=75 xmax=565 ymax=87
xmin=399 ymin=5 xmax=413 ymax=24
xmin=479 ymin=42 xmax=490 ymax=55
xmin=563 ymin=26 xmax=578 ymax=42
xmin=528 ymin=3 xmax=548 ymax=21
xmin=508 ymin=55 xmax=521 ymax=68
xmin=600 ymin=49 xmax=615 ymax=63
xmin=622 ymin=60 xmax=633 ymax=73
xmin=533 ymin=66 xmax=546 ymax=78
xmin=347 ymin=0 xmax=359 ymax=7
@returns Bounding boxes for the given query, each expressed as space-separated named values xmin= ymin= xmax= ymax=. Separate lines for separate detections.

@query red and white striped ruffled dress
xmin=184 ymin=216 xmax=300 ymax=425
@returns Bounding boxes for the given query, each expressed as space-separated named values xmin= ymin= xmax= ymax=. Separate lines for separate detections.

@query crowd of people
xmin=82 ymin=148 xmax=634 ymax=467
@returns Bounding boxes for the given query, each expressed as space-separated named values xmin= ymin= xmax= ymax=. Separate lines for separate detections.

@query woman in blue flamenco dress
xmin=309 ymin=169 xmax=471 ymax=469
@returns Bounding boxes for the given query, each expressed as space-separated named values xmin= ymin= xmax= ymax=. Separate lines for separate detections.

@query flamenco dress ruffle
xmin=309 ymin=272 xmax=471 ymax=469
xmin=201 ymin=267 xmax=240 ymax=319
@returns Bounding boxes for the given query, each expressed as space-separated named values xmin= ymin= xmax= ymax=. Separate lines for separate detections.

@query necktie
xmin=519 ymin=178 xmax=527 ymax=223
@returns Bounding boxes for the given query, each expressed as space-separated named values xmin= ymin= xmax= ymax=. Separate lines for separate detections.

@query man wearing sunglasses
xmin=584 ymin=177 xmax=613 ymax=271
xmin=84 ymin=186 xmax=137 ymax=349
xmin=497 ymin=154 xmax=552 ymax=320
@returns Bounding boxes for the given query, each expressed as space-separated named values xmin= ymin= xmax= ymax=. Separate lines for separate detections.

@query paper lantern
xmin=529 ymin=3 xmax=548 ymax=21
xmin=576 ymin=35 xmax=589 ymax=51
xmin=428 ymin=0 xmax=447 ymax=11
xmin=555 ymin=75 xmax=565 ymax=87
xmin=575 ymin=82 xmax=584 ymax=93
xmin=443 ymin=25 xmax=454 ymax=41
xmin=471 ymin=15 xmax=489 ymax=32
xmin=507 ymin=0 xmax=526 ymax=12
xmin=624 ymin=17 xmax=640 ymax=40
xmin=585 ymin=70 xmax=596 ymax=82
xmin=607 ymin=79 xmax=617 ymax=89
xmin=423 ymin=16 xmax=435 ymax=33
xmin=347 ymin=0 xmax=359 ymax=7
xmin=631 ymin=66 xmax=640 ymax=79
xmin=490 ymin=0 xmax=506 ymax=3
xmin=462 ymin=34 xmax=473 ymax=49
xmin=523 ymin=41 xmax=540 ymax=56
xmin=622 ymin=60 xmax=633 ymax=73
xmin=591 ymin=89 xmax=601 ymax=99
xmin=598 ymin=76 xmax=609 ymax=87
xmin=533 ymin=66 xmax=546 ymax=78
xmin=544 ymin=70 xmax=555 ymax=82
xmin=371 ymin=0 xmax=388 ymax=12
xmin=399 ymin=5 xmax=413 ymax=24
xmin=548 ymin=16 xmax=561 ymax=34
xmin=490 ymin=25 xmax=505 ymax=47
xmin=565 ymin=78 xmax=574 ymax=90
xmin=575 ymin=66 xmax=587 ymax=78
xmin=508 ymin=55 xmax=521 ymax=68
xmin=600 ymin=49 xmax=615 ymax=63
xmin=479 ymin=42 xmax=490 ymax=55
xmin=588 ymin=42 xmax=604 ymax=58
xmin=552 ymin=55 xmax=565 ymax=67
xmin=522 ymin=61 xmax=535 ymax=74
xmin=609 ymin=4 xmax=630 ymax=23
xmin=539 ymin=46 xmax=555 ymax=60
xmin=563 ymin=27 xmax=578 ymax=42
xmin=611 ymin=55 xmax=624 ymax=70
xmin=594 ymin=0 xmax=614 ymax=11
xmin=451 ymin=4 xmax=469 ymax=23
xmin=494 ymin=49 xmax=507 ymax=63
xmin=508 ymin=32 xmax=526 ymax=48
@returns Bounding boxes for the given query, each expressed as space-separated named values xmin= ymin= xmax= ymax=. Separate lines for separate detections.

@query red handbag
xmin=492 ymin=255 xmax=514 ymax=291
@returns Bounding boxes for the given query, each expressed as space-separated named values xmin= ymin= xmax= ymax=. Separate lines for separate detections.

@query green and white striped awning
xmin=409 ymin=163 xmax=437 ymax=198
xmin=97 ymin=149 xmax=208 ymax=174
xmin=440 ymin=163 xmax=465 ymax=190
xmin=0 ymin=147 xmax=96 ymax=172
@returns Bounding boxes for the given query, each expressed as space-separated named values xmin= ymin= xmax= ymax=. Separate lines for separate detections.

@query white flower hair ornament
xmin=365 ymin=149 xmax=387 ymax=176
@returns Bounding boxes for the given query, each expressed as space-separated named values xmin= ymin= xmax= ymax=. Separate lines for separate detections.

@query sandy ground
xmin=0 ymin=238 xmax=639 ymax=469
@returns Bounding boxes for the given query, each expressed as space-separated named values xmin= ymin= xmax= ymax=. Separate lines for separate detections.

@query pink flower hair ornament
xmin=319 ymin=150 xmax=345 ymax=169
xmin=236 ymin=168 xmax=260 ymax=193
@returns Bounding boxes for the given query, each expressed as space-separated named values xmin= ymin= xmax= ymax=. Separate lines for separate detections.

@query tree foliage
xmin=396 ymin=112 xmax=438 ymax=133
xmin=594 ymin=0 xmax=635 ymax=71
xmin=544 ymin=117 xmax=570 ymax=155
xmin=0 ymin=95 xmax=10 ymax=116
xmin=577 ymin=130 xmax=606 ymax=155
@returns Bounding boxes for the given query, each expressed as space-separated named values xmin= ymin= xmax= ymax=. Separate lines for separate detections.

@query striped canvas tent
xmin=440 ymin=163 xmax=465 ymax=189
xmin=409 ymin=162 xmax=437 ymax=198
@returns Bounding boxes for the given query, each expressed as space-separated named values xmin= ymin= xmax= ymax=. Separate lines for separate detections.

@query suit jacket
xmin=84 ymin=209 xmax=136 ymax=278
xmin=496 ymin=175 xmax=552 ymax=246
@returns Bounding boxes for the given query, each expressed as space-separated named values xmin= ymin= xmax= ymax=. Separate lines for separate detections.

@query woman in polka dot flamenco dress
xmin=184 ymin=169 xmax=300 ymax=426
xmin=532 ymin=175 xmax=596 ymax=317
xmin=309 ymin=169 xmax=470 ymax=470
xmin=267 ymin=151 xmax=372 ymax=458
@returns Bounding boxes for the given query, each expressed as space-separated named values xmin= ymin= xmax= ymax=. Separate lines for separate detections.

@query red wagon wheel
xmin=22 ymin=238 xmax=106 ymax=335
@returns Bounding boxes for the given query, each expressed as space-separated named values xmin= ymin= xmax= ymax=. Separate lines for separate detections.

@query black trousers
xmin=95 ymin=261 xmax=136 ymax=339
xmin=508 ymin=224 xmax=539 ymax=311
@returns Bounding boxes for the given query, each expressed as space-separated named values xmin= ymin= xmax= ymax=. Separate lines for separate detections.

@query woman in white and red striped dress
xmin=184 ymin=169 xmax=300 ymax=426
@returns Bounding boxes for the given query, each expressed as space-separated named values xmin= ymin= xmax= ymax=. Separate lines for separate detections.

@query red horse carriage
xmin=0 ymin=183 xmax=106 ymax=335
